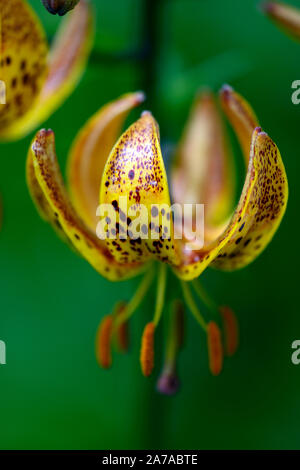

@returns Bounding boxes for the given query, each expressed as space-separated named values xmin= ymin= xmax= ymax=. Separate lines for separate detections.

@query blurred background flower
xmin=0 ymin=0 xmax=92 ymax=141
xmin=261 ymin=1 xmax=300 ymax=41
xmin=0 ymin=0 xmax=298 ymax=450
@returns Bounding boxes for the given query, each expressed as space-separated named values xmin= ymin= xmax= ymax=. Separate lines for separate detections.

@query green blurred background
xmin=0 ymin=0 xmax=299 ymax=450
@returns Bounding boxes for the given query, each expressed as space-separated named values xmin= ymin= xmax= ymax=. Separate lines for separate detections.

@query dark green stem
xmin=142 ymin=0 xmax=161 ymax=110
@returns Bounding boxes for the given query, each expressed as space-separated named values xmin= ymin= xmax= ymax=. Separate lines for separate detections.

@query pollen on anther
xmin=220 ymin=306 xmax=239 ymax=356
xmin=207 ymin=321 xmax=223 ymax=376
xmin=96 ymin=315 xmax=114 ymax=369
xmin=140 ymin=322 xmax=155 ymax=377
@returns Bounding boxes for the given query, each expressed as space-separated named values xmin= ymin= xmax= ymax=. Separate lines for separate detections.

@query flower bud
xmin=41 ymin=0 xmax=80 ymax=16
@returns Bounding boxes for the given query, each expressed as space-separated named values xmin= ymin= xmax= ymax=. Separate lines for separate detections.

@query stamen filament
xmin=114 ymin=266 xmax=155 ymax=329
xmin=192 ymin=279 xmax=218 ymax=314
xmin=113 ymin=302 xmax=128 ymax=352
xmin=153 ymin=263 xmax=167 ymax=327
xmin=180 ymin=281 xmax=207 ymax=332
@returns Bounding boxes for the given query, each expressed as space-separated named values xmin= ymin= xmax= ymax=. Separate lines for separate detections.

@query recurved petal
xmin=100 ymin=112 xmax=180 ymax=266
xmin=1 ymin=0 xmax=92 ymax=141
xmin=67 ymin=92 xmax=145 ymax=231
xmin=220 ymin=85 xmax=259 ymax=164
xmin=174 ymin=127 xmax=288 ymax=280
xmin=42 ymin=0 xmax=80 ymax=16
xmin=0 ymin=0 xmax=48 ymax=135
xmin=171 ymin=91 xmax=235 ymax=231
xmin=27 ymin=149 xmax=78 ymax=254
xmin=28 ymin=129 xmax=144 ymax=281
xmin=261 ymin=1 xmax=300 ymax=41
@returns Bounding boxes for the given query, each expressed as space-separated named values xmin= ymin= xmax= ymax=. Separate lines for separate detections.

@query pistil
xmin=157 ymin=300 xmax=184 ymax=395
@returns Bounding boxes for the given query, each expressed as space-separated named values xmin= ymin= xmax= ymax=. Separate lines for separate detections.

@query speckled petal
xmin=1 ymin=0 xmax=92 ymax=140
xmin=100 ymin=112 xmax=180 ymax=266
xmin=261 ymin=1 xmax=300 ymax=41
xmin=171 ymin=91 xmax=235 ymax=232
xmin=26 ymin=151 xmax=70 ymax=245
xmin=0 ymin=0 xmax=48 ymax=135
xmin=28 ymin=129 xmax=144 ymax=281
xmin=220 ymin=85 xmax=259 ymax=164
xmin=174 ymin=127 xmax=288 ymax=280
xmin=67 ymin=92 xmax=145 ymax=231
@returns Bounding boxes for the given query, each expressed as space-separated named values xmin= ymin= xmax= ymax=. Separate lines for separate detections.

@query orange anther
xmin=95 ymin=315 xmax=113 ymax=369
xmin=220 ymin=306 xmax=239 ymax=356
xmin=140 ymin=322 xmax=155 ymax=377
xmin=207 ymin=321 xmax=223 ymax=376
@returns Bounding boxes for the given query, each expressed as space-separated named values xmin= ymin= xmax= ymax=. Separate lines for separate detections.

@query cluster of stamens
xmin=95 ymin=264 xmax=239 ymax=395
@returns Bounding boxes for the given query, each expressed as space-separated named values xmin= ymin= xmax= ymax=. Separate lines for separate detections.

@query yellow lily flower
xmin=261 ymin=1 xmax=300 ymax=41
xmin=0 ymin=0 xmax=92 ymax=141
xmin=26 ymin=86 xmax=288 ymax=394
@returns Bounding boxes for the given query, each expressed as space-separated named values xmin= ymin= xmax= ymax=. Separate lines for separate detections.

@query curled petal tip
xmin=41 ymin=0 xmax=81 ymax=15
xmin=32 ymin=129 xmax=55 ymax=153
xmin=260 ymin=1 xmax=275 ymax=14
xmin=141 ymin=110 xmax=153 ymax=118
xmin=219 ymin=84 xmax=234 ymax=99
xmin=259 ymin=1 xmax=300 ymax=42
xmin=134 ymin=91 xmax=146 ymax=104
xmin=157 ymin=372 xmax=180 ymax=396
xmin=34 ymin=128 xmax=55 ymax=144
xmin=43 ymin=128 xmax=55 ymax=137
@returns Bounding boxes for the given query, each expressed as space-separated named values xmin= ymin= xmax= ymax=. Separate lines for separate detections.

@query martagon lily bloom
xmin=0 ymin=0 xmax=92 ymax=141
xmin=261 ymin=1 xmax=300 ymax=40
xmin=26 ymin=86 xmax=288 ymax=394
